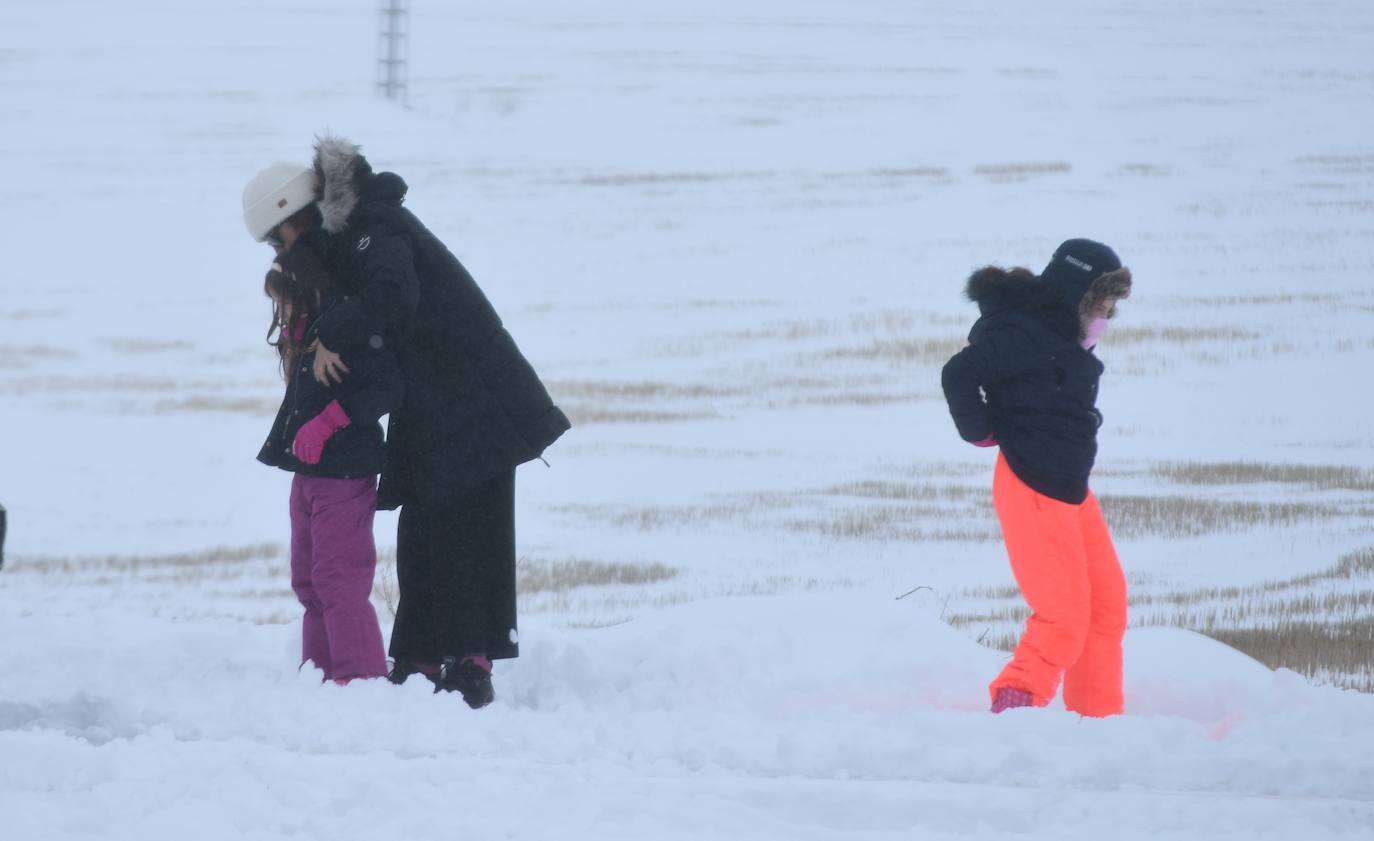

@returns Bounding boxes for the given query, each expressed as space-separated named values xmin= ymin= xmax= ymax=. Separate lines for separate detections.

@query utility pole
xmin=377 ymin=0 xmax=410 ymax=105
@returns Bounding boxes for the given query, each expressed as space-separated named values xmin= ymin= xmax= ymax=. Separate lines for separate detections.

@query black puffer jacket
xmin=941 ymin=267 xmax=1105 ymax=504
xmin=257 ymin=295 xmax=404 ymax=479
xmin=298 ymin=137 xmax=571 ymax=509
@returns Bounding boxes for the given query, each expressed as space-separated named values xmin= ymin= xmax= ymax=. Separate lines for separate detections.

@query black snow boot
xmin=436 ymin=655 xmax=495 ymax=709
xmin=387 ymin=659 xmax=438 ymax=688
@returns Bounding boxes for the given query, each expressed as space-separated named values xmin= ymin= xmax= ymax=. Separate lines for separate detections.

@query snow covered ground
xmin=2 ymin=0 xmax=1373 ymax=837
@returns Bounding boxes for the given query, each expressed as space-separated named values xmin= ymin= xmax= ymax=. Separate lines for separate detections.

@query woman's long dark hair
xmin=264 ymin=207 xmax=332 ymax=381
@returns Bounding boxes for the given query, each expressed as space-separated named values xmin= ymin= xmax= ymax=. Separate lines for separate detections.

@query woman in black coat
xmin=288 ymin=136 xmax=570 ymax=707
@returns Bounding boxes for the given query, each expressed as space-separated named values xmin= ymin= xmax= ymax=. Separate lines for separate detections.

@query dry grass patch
xmin=893 ymin=461 xmax=991 ymax=480
xmin=551 ymin=379 xmax=741 ymax=401
xmin=1099 ymin=494 xmax=1341 ymax=539
xmin=683 ymin=308 xmax=966 ymax=350
xmin=1140 ymin=590 xmax=1374 ymax=628
xmin=996 ymin=67 xmax=1057 ymax=78
xmin=563 ymin=617 xmax=634 ymax=630
xmin=1201 ymin=621 xmax=1373 ymax=693
xmin=561 ymin=490 xmax=998 ymax=543
xmin=863 ymin=166 xmax=951 ymax=179
xmin=785 ymin=507 xmax=998 ymax=543
xmin=1152 ymin=461 xmax=1374 ymax=492
xmin=519 ymin=558 xmax=679 ymax=594
xmin=552 ymin=378 xmax=738 ymax=425
xmin=1181 ymin=292 xmax=1352 ymax=308
xmin=0 ymin=374 xmax=182 ymax=396
xmin=553 ymin=368 xmax=942 ymax=419
xmin=12 ymin=543 xmax=281 ymax=575
xmin=0 ymin=344 xmax=76 ymax=359
xmin=374 ymin=547 xmax=399 ymax=617
xmin=537 ymin=574 xmax=858 ymax=625
xmin=1105 ymin=326 xmax=1260 ymax=346
xmin=819 ymin=336 xmax=967 ymax=366
xmin=376 ymin=553 xmax=680 ymax=619
xmin=951 ymin=584 xmax=1023 ymax=601
xmin=1118 ymin=163 xmax=1171 ymax=177
xmin=153 ymin=395 xmax=279 ymax=415
xmin=100 ymin=338 xmax=195 ymax=354
xmin=578 ymin=170 xmax=772 ymax=187
xmin=0 ymin=344 xmax=78 ymax=370
xmin=974 ymin=161 xmax=1071 ymax=181
xmin=821 ymin=480 xmax=984 ymax=503
xmin=946 ymin=606 xmax=1029 ymax=652
xmin=951 ymin=549 xmax=1374 ymax=692
xmin=1131 ymin=550 xmax=1374 ymax=620
xmin=814 ymin=166 xmax=953 ymax=184
xmin=0 ymin=308 xmax=66 ymax=321
xmin=781 ymin=389 xmax=937 ymax=408
xmin=204 ymin=586 xmax=295 ymax=601
xmin=752 ymin=371 xmax=939 ymax=406
xmin=1292 ymin=153 xmax=1374 ymax=173
xmin=560 ymin=498 xmax=776 ymax=531
xmin=568 ymin=407 xmax=719 ymax=425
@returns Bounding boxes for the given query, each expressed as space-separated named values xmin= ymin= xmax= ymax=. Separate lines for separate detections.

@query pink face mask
xmin=1081 ymin=318 xmax=1109 ymax=350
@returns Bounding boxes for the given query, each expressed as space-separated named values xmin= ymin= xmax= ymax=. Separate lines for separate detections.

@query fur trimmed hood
xmin=962 ymin=265 xmax=1074 ymax=343
xmin=1080 ymin=268 xmax=1132 ymax=319
xmin=311 ymin=135 xmax=408 ymax=234
xmin=965 ymin=265 xmax=1051 ymax=311
xmin=313 ymin=135 xmax=364 ymax=233
xmin=965 ymin=260 xmax=1133 ymax=342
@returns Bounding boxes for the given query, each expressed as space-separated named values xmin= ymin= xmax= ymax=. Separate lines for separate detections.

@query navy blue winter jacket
xmin=257 ymin=295 xmax=404 ymax=479
xmin=941 ymin=267 xmax=1104 ymax=504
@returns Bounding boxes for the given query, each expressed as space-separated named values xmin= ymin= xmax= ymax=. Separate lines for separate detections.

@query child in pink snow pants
xmin=942 ymin=239 xmax=1133 ymax=716
xmin=287 ymin=474 xmax=386 ymax=682
xmin=243 ymin=166 xmax=404 ymax=683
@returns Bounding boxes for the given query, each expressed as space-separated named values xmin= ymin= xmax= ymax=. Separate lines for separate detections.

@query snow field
xmin=4 ymin=0 xmax=1374 ymax=837
xmin=3 ymin=594 xmax=1371 ymax=839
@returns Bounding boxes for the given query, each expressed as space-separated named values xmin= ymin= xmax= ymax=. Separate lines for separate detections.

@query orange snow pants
xmin=989 ymin=453 xmax=1127 ymax=717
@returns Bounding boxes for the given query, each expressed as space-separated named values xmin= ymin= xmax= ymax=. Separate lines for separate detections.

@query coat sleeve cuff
xmin=321 ymin=399 xmax=352 ymax=430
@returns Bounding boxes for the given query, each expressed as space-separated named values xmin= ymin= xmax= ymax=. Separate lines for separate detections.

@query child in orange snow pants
xmin=991 ymin=453 xmax=1126 ymax=716
xmin=942 ymin=239 xmax=1134 ymax=716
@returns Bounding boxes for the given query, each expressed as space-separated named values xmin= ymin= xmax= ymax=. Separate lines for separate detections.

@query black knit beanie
xmin=1040 ymin=239 xmax=1122 ymax=311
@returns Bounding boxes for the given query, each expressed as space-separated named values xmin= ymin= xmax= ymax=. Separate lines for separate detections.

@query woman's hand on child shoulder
xmin=313 ymin=341 xmax=350 ymax=386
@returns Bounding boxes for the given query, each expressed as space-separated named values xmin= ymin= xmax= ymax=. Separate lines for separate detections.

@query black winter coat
xmin=301 ymin=138 xmax=570 ymax=509
xmin=941 ymin=267 xmax=1104 ymax=504
xmin=257 ymin=296 xmax=404 ymax=479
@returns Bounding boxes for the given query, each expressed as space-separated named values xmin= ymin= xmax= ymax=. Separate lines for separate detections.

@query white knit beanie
xmin=242 ymin=162 xmax=317 ymax=241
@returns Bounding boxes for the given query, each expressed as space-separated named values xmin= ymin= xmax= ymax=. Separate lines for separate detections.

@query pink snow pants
xmin=989 ymin=454 xmax=1128 ymax=717
xmin=289 ymin=474 xmax=387 ymax=681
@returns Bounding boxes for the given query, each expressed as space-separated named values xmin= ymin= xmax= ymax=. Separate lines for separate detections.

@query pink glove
xmin=971 ymin=434 xmax=998 ymax=448
xmin=293 ymin=400 xmax=351 ymax=465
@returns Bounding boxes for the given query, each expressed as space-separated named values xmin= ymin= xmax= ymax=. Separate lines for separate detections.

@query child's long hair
xmin=265 ymin=244 xmax=335 ymax=382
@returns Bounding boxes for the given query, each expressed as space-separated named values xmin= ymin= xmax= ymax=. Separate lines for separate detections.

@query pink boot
xmin=991 ymin=686 xmax=1035 ymax=714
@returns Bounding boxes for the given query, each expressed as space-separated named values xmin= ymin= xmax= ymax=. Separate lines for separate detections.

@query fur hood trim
xmin=313 ymin=135 xmax=364 ymax=234
xmin=1079 ymin=267 xmax=1132 ymax=319
xmin=964 ymin=265 xmax=1080 ymax=342
xmin=965 ymin=265 xmax=1054 ymax=310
